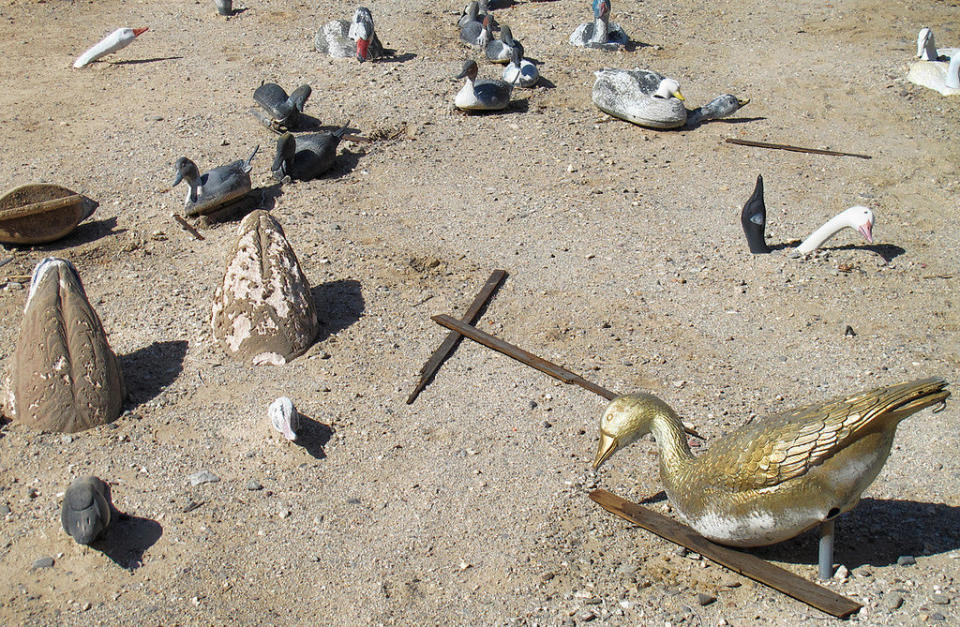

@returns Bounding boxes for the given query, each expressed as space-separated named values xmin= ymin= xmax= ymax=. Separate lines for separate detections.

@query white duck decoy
xmin=269 ymin=397 xmax=300 ymax=441
xmin=907 ymin=27 xmax=960 ymax=96
xmin=315 ymin=7 xmax=388 ymax=61
xmin=454 ymin=59 xmax=513 ymax=111
xmin=593 ymin=68 xmax=748 ymax=129
xmin=570 ymin=0 xmax=628 ymax=50
xmin=485 ymin=25 xmax=520 ymax=64
xmin=73 ymin=27 xmax=148 ymax=68
xmin=739 ymin=176 xmax=875 ymax=255
xmin=502 ymin=43 xmax=538 ymax=88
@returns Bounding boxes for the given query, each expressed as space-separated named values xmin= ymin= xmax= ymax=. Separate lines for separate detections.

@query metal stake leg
xmin=818 ymin=519 xmax=836 ymax=580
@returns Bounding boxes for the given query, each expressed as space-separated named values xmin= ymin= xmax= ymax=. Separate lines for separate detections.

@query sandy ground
xmin=1 ymin=0 xmax=959 ymax=623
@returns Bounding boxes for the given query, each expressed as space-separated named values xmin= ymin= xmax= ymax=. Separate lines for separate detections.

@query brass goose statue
xmin=593 ymin=378 xmax=949 ymax=578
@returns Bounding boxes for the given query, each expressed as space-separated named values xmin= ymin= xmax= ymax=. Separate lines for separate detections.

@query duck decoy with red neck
xmin=594 ymin=378 xmax=949 ymax=579
xmin=251 ymin=83 xmax=312 ymax=133
xmin=739 ymin=176 xmax=875 ymax=255
xmin=173 ymin=145 xmax=258 ymax=217
xmin=271 ymin=123 xmax=349 ymax=182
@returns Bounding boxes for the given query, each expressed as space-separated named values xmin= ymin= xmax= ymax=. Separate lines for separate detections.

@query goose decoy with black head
xmin=173 ymin=145 xmax=258 ymax=218
xmin=271 ymin=123 xmax=349 ymax=182
xmin=8 ymin=258 xmax=123 ymax=433
xmin=250 ymin=83 xmax=312 ymax=133
xmin=61 ymin=476 xmax=114 ymax=545
xmin=485 ymin=24 xmax=520 ymax=64
xmin=570 ymin=0 xmax=628 ymax=49
xmin=454 ymin=59 xmax=513 ymax=111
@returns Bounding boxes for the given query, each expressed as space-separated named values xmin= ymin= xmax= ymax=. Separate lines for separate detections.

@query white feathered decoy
xmin=269 ymin=397 xmax=300 ymax=441
xmin=73 ymin=27 xmax=148 ymax=68
xmin=315 ymin=7 xmax=387 ymax=61
xmin=907 ymin=27 xmax=960 ymax=96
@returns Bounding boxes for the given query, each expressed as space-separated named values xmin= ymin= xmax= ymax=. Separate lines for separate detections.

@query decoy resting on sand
xmin=250 ymin=83 xmax=312 ymax=132
xmin=739 ymin=175 xmax=875 ymax=255
xmin=315 ymin=7 xmax=390 ymax=62
xmin=73 ymin=27 xmax=148 ymax=68
xmin=4 ymin=258 xmax=124 ymax=433
xmin=269 ymin=397 xmax=300 ymax=441
xmin=62 ymin=476 xmax=114 ymax=545
xmin=485 ymin=24 xmax=520 ymax=64
xmin=907 ymin=27 xmax=960 ymax=96
xmin=593 ymin=378 xmax=950 ymax=579
xmin=270 ymin=124 xmax=349 ymax=182
xmin=502 ymin=43 xmax=539 ymax=88
xmin=592 ymin=68 xmax=747 ymax=129
xmin=173 ymin=146 xmax=258 ymax=218
xmin=570 ymin=0 xmax=628 ymax=50
xmin=454 ymin=59 xmax=514 ymax=111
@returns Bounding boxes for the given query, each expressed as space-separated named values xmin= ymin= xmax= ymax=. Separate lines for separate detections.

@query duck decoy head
xmin=593 ymin=393 xmax=679 ymax=469
xmin=269 ymin=396 xmax=300 ymax=441
xmin=172 ymin=157 xmax=200 ymax=187
xmin=593 ymin=0 xmax=611 ymax=20
xmin=456 ymin=59 xmax=480 ymax=80
xmin=500 ymin=25 xmax=516 ymax=46
xmin=654 ymin=78 xmax=684 ymax=101
xmin=288 ymin=84 xmax=312 ymax=114
xmin=271 ymin=133 xmax=297 ymax=181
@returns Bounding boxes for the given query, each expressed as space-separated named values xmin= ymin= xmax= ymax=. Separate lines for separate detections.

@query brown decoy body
xmin=593 ymin=378 xmax=949 ymax=576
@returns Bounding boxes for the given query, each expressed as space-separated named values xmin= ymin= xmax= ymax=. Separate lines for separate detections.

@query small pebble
xmin=897 ymin=555 xmax=917 ymax=566
xmin=834 ymin=565 xmax=849 ymax=580
xmin=0 ymin=504 xmax=11 ymax=516
xmin=885 ymin=594 xmax=904 ymax=610
xmin=278 ymin=509 xmax=291 ymax=519
xmin=540 ymin=572 xmax=556 ymax=582
xmin=245 ymin=479 xmax=263 ymax=491
xmin=188 ymin=470 xmax=220 ymax=486
xmin=32 ymin=556 xmax=54 ymax=569
xmin=60 ymin=435 xmax=73 ymax=444
xmin=930 ymin=612 xmax=946 ymax=621
xmin=697 ymin=592 xmax=716 ymax=606
xmin=932 ymin=594 xmax=949 ymax=605
xmin=577 ymin=611 xmax=596 ymax=622
xmin=81 ymin=602 xmax=91 ymax=611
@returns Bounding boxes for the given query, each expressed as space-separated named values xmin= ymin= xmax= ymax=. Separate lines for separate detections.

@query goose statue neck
xmin=590 ymin=0 xmax=610 ymax=44
xmin=918 ymin=27 xmax=939 ymax=61
xmin=795 ymin=206 xmax=873 ymax=254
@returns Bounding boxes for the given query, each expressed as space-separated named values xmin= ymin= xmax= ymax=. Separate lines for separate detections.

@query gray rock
xmin=32 ymin=556 xmax=54 ymax=569
xmin=0 ymin=504 xmax=10 ymax=516
xmin=897 ymin=555 xmax=917 ymax=566
xmin=697 ymin=593 xmax=717 ymax=606
xmin=930 ymin=612 xmax=946 ymax=621
xmin=834 ymin=565 xmax=849 ymax=579
xmin=932 ymin=594 xmax=950 ymax=605
xmin=884 ymin=594 xmax=904 ymax=610
xmin=245 ymin=479 xmax=263 ymax=491
xmin=188 ymin=470 xmax=220 ymax=486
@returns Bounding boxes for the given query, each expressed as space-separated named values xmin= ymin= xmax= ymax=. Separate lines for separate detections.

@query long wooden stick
xmin=407 ymin=270 xmax=507 ymax=404
xmin=725 ymin=138 xmax=872 ymax=159
xmin=432 ymin=314 xmax=618 ymax=400
xmin=171 ymin=214 xmax=205 ymax=240
xmin=1 ymin=194 xmax=84 ymax=219
xmin=590 ymin=489 xmax=862 ymax=618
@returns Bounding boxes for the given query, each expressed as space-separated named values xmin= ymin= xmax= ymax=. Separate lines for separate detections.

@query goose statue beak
xmin=858 ymin=220 xmax=873 ymax=243
xmin=673 ymin=89 xmax=686 ymax=102
xmin=737 ymin=97 xmax=750 ymax=108
xmin=132 ymin=27 xmax=149 ymax=37
xmin=593 ymin=429 xmax=619 ymax=469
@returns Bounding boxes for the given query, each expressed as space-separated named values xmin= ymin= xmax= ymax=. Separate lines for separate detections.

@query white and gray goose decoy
xmin=74 ymin=27 xmax=148 ymax=68
xmin=461 ymin=13 xmax=493 ymax=47
xmin=570 ymin=0 xmax=628 ymax=50
xmin=315 ymin=7 xmax=388 ymax=62
xmin=907 ymin=27 xmax=960 ymax=96
xmin=592 ymin=68 xmax=748 ymax=129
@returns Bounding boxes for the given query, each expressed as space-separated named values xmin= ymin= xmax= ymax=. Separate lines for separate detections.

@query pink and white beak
xmin=858 ymin=219 xmax=873 ymax=243
xmin=132 ymin=27 xmax=149 ymax=37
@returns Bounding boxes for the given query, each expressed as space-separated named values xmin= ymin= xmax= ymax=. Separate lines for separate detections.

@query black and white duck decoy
xmin=569 ymin=0 xmax=628 ymax=50
xmin=173 ymin=146 xmax=259 ymax=217
xmin=485 ymin=24 xmax=520 ymax=64
xmin=8 ymin=258 xmax=124 ymax=433
xmin=270 ymin=124 xmax=349 ymax=182
xmin=454 ymin=59 xmax=513 ymax=111
xmin=61 ymin=476 xmax=114 ymax=545
xmin=459 ymin=1 xmax=496 ymax=30
xmin=250 ymin=83 xmax=312 ymax=133
xmin=502 ymin=43 xmax=538 ymax=88
xmin=739 ymin=175 xmax=875 ymax=255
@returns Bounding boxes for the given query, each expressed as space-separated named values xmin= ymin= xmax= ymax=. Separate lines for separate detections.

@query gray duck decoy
xmin=271 ymin=124 xmax=349 ymax=182
xmin=454 ymin=59 xmax=513 ymax=111
xmin=61 ymin=476 xmax=114 ymax=545
xmin=250 ymin=83 xmax=312 ymax=132
xmin=461 ymin=14 xmax=493 ymax=47
xmin=485 ymin=24 xmax=520 ymax=64
xmin=173 ymin=145 xmax=259 ymax=217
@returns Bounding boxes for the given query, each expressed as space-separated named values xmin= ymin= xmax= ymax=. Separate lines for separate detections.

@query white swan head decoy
xmin=269 ymin=397 xmax=300 ymax=441
xmin=917 ymin=27 xmax=938 ymax=61
xmin=654 ymin=78 xmax=684 ymax=101
xmin=795 ymin=205 xmax=874 ymax=254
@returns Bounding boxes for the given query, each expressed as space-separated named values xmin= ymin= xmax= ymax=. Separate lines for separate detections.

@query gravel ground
xmin=1 ymin=0 xmax=959 ymax=624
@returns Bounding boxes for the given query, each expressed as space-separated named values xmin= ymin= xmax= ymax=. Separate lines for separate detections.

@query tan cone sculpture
xmin=9 ymin=258 xmax=123 ymax=432
xmin=211 ymin=210 xmax=319 ymax=365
